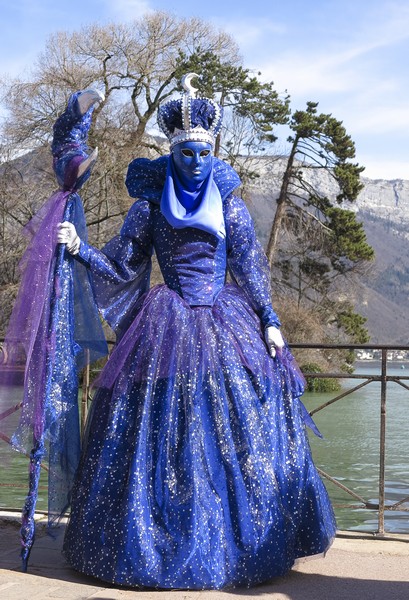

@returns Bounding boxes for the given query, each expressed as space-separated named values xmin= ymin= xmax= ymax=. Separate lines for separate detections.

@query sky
xmin=0 ymin=0 xmax=408 ymax=181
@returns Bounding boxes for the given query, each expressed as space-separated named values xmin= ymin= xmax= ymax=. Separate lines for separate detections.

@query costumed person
xmin=52 ymin=73 xmax=336 ymax=588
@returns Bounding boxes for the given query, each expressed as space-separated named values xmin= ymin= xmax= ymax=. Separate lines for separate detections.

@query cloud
xmin=223 ymin=3 xmax=409 ymax=99
xmin=342 ymin=103 xmax=409 ymax=136
xmin=103 ymin=0 xmax=153 ymax=20
xmin=360 ymin=156 xmax=409 ymax=182
xmin=221 ymin=17 xmax=287 ymax=50
xmin=259 ymin=35 xmax=408 ymax=99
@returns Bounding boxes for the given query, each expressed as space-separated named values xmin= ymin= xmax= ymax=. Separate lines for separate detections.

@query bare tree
xmin=0 ymin=12 xmax=239 ymax=248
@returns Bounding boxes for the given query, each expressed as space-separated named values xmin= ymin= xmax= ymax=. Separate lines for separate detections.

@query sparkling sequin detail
xmin=63 ymin=188 xmax=336 ymax=589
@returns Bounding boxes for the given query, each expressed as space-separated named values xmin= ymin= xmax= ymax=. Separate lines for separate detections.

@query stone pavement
xmin=1 ymin=513 xmax=409 ymax=600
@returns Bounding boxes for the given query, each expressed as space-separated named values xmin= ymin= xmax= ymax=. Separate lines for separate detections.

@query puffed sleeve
xmin=76 ymin=200 xmax=154 ymax=336
xmin=225 ymin=195 xmax=281 ymax=329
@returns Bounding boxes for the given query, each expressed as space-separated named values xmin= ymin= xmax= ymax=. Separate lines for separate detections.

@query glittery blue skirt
xmin=63 ymin=284 xmax=336 ymax=589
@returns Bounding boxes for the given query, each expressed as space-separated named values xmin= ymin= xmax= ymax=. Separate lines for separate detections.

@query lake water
xmin=1 ymin=363 xmax=408 ymax=533
xmin=304 ymin=364 xmax=409 ymax=533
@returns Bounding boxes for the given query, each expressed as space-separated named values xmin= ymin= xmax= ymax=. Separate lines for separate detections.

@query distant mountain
xmin=244 ymin=158 xmax=409 ymax=345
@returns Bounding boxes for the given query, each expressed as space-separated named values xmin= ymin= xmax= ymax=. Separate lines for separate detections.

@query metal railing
xmin=292 ymin=343 xmax=409 ymax=536
xmin=1 ymin=341 xmax=409 ymax=536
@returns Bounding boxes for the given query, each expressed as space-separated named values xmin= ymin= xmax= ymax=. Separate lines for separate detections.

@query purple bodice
xmin=152 ymin=209 xmax=227 ymax=306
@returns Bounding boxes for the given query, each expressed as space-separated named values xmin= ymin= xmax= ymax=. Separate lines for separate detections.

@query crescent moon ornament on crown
xmin=158 ymin=73 xmax=223 ymax=150
xmin=181 ymin=73 xmax=199 ymax=95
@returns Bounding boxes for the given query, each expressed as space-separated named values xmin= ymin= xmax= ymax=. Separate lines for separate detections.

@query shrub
xmin=300 ymin=362 xmax=341 ymax=393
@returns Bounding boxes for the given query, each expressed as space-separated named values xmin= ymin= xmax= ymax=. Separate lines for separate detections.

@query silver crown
xmin=158 ymin=73 xmax=223 ymax=150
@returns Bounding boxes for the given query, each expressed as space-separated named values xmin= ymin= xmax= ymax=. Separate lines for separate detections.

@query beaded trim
xmin=169 ymin=126 xmax=215 ymax=149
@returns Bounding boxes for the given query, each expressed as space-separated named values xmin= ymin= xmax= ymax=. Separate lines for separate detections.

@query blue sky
xmin=1 ymin=0 xmax=408 ymax=181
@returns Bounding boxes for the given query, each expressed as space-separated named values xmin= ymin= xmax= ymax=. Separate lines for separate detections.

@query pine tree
xmin=265 ymin=101 xmax=374 ymax=342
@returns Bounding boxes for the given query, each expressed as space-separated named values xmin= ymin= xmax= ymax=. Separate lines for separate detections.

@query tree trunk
xmin=214 ymin=133 xmax=221 ymax=158
xmin=265 ymin=137 xmax=298 ymax=266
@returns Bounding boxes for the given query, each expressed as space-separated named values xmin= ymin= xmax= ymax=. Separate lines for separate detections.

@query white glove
xmin=264 ymin=326 xmax=285 ymax=358
xmin=57 ymin=222 xmax=80 ymax=255
xmin=77 ymin=88 xmax=105 ymax=115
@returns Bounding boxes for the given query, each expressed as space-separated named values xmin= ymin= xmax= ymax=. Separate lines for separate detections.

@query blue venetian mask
xmin=172 ymin=141 xmax=213 ymax=190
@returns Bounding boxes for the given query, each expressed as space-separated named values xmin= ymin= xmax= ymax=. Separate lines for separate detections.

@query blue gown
xmin=62 ymin=153 xmax=336 ymax=589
